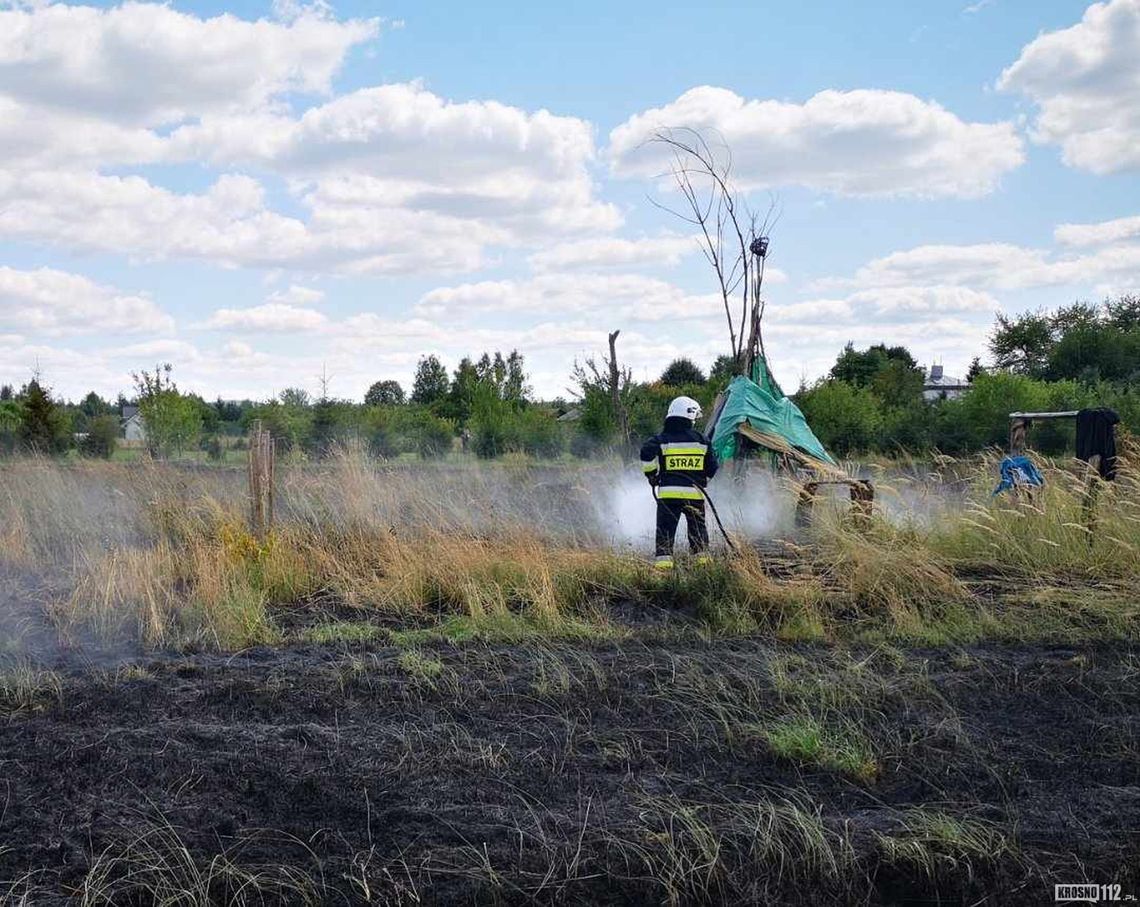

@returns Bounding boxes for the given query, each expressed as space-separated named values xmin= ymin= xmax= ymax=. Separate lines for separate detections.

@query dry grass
xmin=2 ymin=448 xmax=1139 ymax=652
xmin=0 ymin=658 xmax=62 ymax=716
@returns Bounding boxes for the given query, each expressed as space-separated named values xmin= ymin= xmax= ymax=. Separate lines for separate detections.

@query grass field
xmin=0 ymin=450 xmax=1137 ymax=904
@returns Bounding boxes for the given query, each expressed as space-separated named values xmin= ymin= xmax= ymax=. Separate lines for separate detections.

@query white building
xmin=121 ymin=405 xmax=147 ymax=442
xmin=922 ymin=365 xmax=971 ymax=402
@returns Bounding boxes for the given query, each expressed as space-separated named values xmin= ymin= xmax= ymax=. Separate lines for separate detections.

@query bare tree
xmin=607 ymin=330 xmax=630 ymax=447
xmin=647 ymin=127 xmax=779 ymax=379
xmin=569 ymin=331 xmax=633 ymax=451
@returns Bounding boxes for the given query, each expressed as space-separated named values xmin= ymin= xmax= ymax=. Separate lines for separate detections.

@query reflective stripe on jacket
xmin=639 ymin=416 xmax=719 ymax=500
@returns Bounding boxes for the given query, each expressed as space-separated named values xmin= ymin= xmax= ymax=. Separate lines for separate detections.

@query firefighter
xmin=640 ymin=395 xmax=719 ymax=569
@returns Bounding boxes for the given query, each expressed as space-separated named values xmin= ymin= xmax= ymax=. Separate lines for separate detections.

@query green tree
xmin=660 ymin=357 xmax=706 ymax=387
xmin=869 ymin=358 xmax=924 ymax=408
xmin=442 ymin=356 xmax=481 ymax=423
xmin=79 ymin=414 xmax=119 ymax=458
xmin=708 ymin=355 xmax=738 ymax=390
xmin=0 ymin=398 xmax=19 ymax=456
xmin=133 ymin=364 xmax=202 ymax=458
xmin=794 ymin=379 xmax=882 ymax=456
xmin=17 ymin=379 xmax=69 ymax=454
xmin=411 ymin=355 xmax=450 ymax=406
xmin=830 ymin=342 xmax=917 ymax=388
xmin=80 ymin=391 xmax=112 ymax=420
xmin=1105 ymin=294 xmax=1140 ymax=332
xmin=989 ymin=311 xmax=1054 ymax=377
xmin=966 ymin=357 xmax=986 ymax=382
xmin=364 ymin=379 xmax=405 ymax=406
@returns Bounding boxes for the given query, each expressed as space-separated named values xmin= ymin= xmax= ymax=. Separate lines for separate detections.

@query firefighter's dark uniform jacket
xmin=640 ymin=417 xmax=719 ymax=498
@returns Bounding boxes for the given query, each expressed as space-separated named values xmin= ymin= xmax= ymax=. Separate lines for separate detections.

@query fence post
xmin=248 ymin=420 xmax=275 ymax=539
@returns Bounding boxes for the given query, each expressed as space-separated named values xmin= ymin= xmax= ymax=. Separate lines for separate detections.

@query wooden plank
xmin=1008 ymin=411 xmax=1079 ymax=420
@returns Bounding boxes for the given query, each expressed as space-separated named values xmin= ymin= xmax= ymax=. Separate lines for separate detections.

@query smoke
xmin=592 ymin=465 xmax=797 ymax=552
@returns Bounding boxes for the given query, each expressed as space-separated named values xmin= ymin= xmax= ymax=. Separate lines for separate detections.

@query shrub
xmin=795 ymin=380 xmax=881 ymax=456
xmin=79 ymin=414 xmax=119 ymax=459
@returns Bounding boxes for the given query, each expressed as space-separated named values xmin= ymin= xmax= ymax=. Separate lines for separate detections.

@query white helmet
xmin=667 ymin=395 xmax=702 ymax=422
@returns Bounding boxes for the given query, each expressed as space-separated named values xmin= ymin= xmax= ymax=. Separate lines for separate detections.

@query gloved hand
xmin=647 ymin=475 xmax=659 ymax=488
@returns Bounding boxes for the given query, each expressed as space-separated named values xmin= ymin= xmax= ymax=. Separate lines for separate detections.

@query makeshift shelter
xmin=707 ymin=369 xmax=838 ymax=476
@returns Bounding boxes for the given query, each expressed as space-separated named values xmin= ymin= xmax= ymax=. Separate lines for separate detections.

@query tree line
xmin=2 ymin=294 xmax=1136 ymax=461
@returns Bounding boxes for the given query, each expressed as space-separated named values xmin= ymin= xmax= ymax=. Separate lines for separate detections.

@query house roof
xmin=923 ymin=365 xmax=969 ymax=389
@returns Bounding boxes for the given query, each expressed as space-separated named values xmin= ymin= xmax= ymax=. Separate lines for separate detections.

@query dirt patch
xmin=1 ymin=635 xmax=1137 ymax=904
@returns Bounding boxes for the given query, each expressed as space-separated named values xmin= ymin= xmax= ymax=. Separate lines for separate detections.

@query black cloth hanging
xmin=1075 ymin=407 xmax=1119 ymax=480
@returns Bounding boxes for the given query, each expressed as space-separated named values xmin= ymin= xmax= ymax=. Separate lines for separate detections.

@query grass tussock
xmin=611 ymin=793 xmax=852 ymax=905
xmin=755 ymin=714 xmax=879 ymax=782
xmin=74 ymin=818 xmax=327 ymax=906
xmin=875 ymin=808 xmax=1013 ymax=880
xmin=0 ymin=659 xmax=62 ymax=716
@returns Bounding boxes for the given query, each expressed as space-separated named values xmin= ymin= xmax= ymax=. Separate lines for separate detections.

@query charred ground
xmin=1 ymin=619 xmax=1137 ymax=905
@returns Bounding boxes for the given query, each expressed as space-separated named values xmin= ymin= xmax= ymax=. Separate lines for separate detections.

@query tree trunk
xmin=608 ymin=330 xmax=630 ymax=452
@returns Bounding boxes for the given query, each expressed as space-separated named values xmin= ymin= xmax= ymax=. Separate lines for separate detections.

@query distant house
xmin=121 ymin=405 xmax=147 ymax=442
xmin=922 ymin=364 xmax=971 ymax=402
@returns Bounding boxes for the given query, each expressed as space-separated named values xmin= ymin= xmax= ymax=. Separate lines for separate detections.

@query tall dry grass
xmin=2 ymin=445 xmax=1138 ymax=652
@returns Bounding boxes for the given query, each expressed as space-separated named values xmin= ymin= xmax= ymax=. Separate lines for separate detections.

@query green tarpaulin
xmin=710 ymin=374 xmax=836 ymax=467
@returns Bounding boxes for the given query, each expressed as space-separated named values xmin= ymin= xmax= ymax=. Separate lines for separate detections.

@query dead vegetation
xmin=0 ymin=452 xmax=1137 ymax=903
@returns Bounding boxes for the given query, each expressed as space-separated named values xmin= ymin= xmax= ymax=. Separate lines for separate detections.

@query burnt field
xmin=2 ymin=623 xmax=1138 ymax=905
xmin=2 ymin=456 xmax=1140 ymax=903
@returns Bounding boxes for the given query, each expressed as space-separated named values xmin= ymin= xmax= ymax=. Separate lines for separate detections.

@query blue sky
xmin=1 ymin=0 xmax=1138 ymax=401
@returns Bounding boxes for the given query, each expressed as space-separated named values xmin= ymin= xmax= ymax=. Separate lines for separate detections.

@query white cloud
xmin=168 ymin=82 xmax=620 ymax=243
xmin=608 ymin=86 xmax=1024 ymax=198
xmin=110 ymin=339 xmax=200 ymax=361
xmin=1055 ymin=214 xmax=1140 ymax=247
xmin=203 ymin=303 xmax=328 ymax=332
xmin=773 ymin=285 xmax=998 ymax=325
xmin=763 ymin=287 xmax=998 ymax=384
xmin=415 ymin=273 xmax=725 ymax=323
xmin=999 ymin=0 xmax=1140 ymax=173
xmin=222 ymin=340 xmax=256 ymax=358
xmin=0 ymin=2 xmax=379 ymax=127
xmin=0 ymin=266 xmax=172 ymax=335
xmin=528 ymin=235 xmax=696 ymax=272
xmin=267 ymin=284 xmax=326 ymax=306
xmin=809 ymin=231 xmax=1140 ymax=294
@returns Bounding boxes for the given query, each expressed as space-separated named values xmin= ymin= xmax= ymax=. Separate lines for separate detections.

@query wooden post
xmin=248 ymin=420 xmax=275 ymax=539
xmin=1009 ymin=417 xmax=1029 ymax=455
xmin=1083 ymin=453 xmax=1102 ymax=542
xmin=794 ymin=482 xmax=818 ymax=528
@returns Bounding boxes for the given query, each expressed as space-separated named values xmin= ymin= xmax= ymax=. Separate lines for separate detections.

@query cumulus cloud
xmin=763 ymin=287 xmax=1000 ymax=383
xmin=1055 ymin=214 xmax=1140 ymax=247
xmin=0 ymin=2 xmax=379 ymax=126
xmin=528 ymin=236 xmax=696 ymax=272
xmin=0 ymin=5 xmax=618 ymax=274
xmin=999 ymin=0 xmax=1140 ymax=173
xmin=821 ymin=237 xmax=1140 ymax=292
xmin=267 ymin=284 xmax=326 ymax=306
xmin=167 ymin=82 xmax=620 ymax=240
xmin=0 ymin=265 xmax=173 ymax=335
xmin=608 ymin=86 xmax=1024 ymax=198
xmin=415 ymin=273 xmax=725 ymax=323
xmin=202 ymin=302 xmax=328 ymax=332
